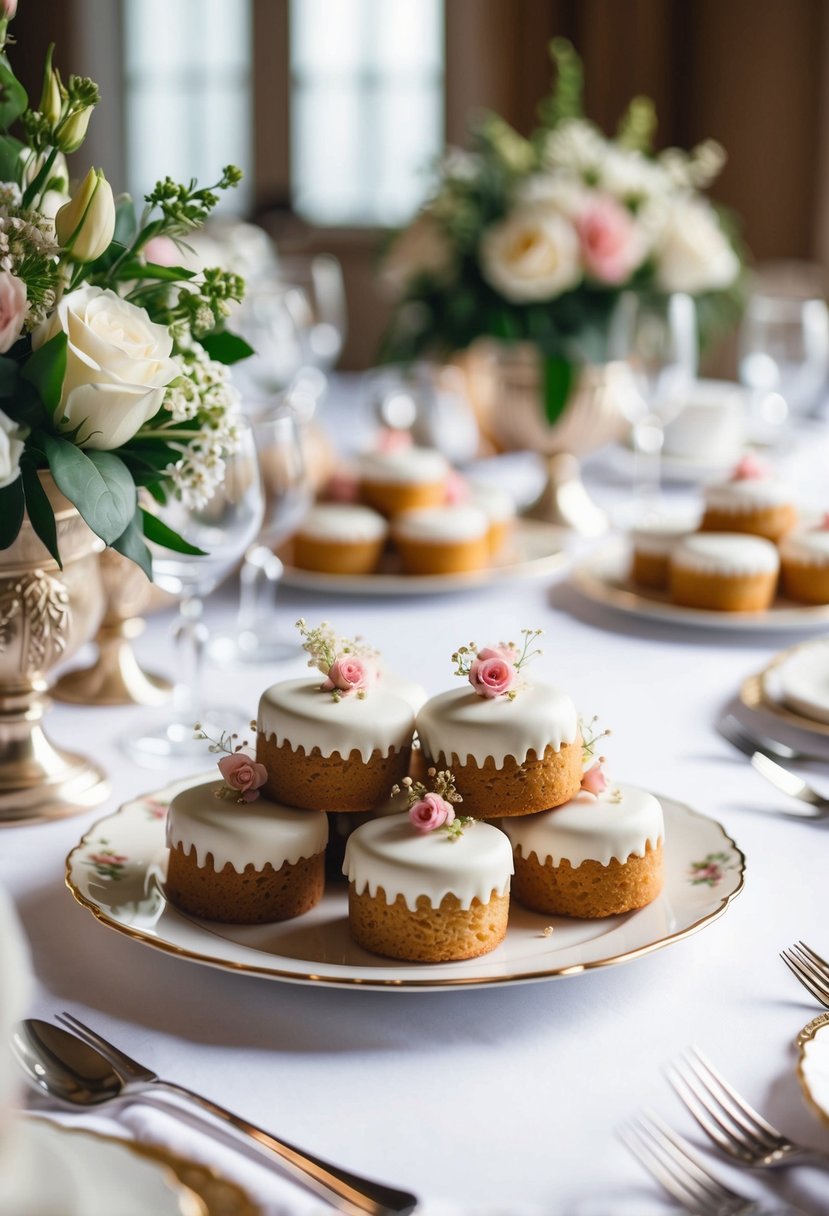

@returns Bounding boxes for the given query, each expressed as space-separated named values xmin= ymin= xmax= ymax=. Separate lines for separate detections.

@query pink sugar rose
xmin=409 ymin=792 xmax=455 ymax=833
xmin=477 ymin=643 xmax=520 ymax=664
xmin=576 ymin=196 xmax=642 ymax=285
xmin=322 ymin=468 xmax=360 ymax=503
xmin=732 ymin=453 xmax=769 ymax=481
xmin=375 ymin=427 xmax=413 ymax=454
xmin=323 ymin=654 xmax=374 ymax=696
xmin=468 ymin=654 xmax=517 ymax=698
xmin=217 ymin=752 xmax=268 ymax=802
xmin=0 ymin=271 xmax=27 ymax=353
xmin=581 ymin=761 xmax=608 ymax=796
xmin=444 ymin=469 xmax=470 ymax=505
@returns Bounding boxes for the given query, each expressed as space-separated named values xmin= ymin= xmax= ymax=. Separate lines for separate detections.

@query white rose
xmin=480 ymin=203 xmax=581 ymax=302
xmin=517 ymin=172 xmax=587 ymax=218
xmin=32 ymin=285 xmax=179 ymax=450
xmin=0 ymin=406 xmax=26 ymax=489
xmin=598 ymin=147 xmax=670 ymax=206
xmin=653 ymin=197 xmax=740 ymax=294
xmin=382 ymin=211 xmax=455 ymax=294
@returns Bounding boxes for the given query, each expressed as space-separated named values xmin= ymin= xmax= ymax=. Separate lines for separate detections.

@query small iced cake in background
xmin=779 ymin=518 xmax=829 ymax=604
xmin=670 ymin=533 xmax=779 ymax=611
xmin=416 ymin=631 xmax=583 ymax=818
xmin=343 ymin=772 xmax=513 ymax=962
xmin=293 ymin=503 xmax=388 ymax=575
xmin=629 ymin=516 xmax=696 ymax=591
xmin=358 ymin=446 xmax=449 ymax=517
xmin=391 ymin=505 xmax=490 ymax=575
xmin=700 ymin=454 xmax=797 ymax=541
xmin=165 ymin=779 xmax=328 ymax=923
xmin=662 ymin=379 xmax=746 ymax=466
xmin=503 ymin=778 xmax=664 ymax=918
xmin=466 ymin=481 xmax=517 ymax=556
xmin=256 ymin=622 xmax=415 ymax=811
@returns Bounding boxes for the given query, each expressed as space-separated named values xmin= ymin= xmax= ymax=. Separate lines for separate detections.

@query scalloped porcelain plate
xmin=571 ymin=540 xmax=829 ymax=633
xmin=797 ymin=1013 xmax=829 ymax=1130
xmin=764 ymin=638 xmax=829 ymax=724
xmin=65 ymin=777 xmax=745 ymax=992
xmin=280 ymin=519 xmax=568 ymax=596
xmin=740 ymin=641 xmax=829 ymax=740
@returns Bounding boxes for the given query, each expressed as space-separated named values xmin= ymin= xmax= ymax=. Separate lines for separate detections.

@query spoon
xmin=12 ymin=1019 xmax=417 ymax=1216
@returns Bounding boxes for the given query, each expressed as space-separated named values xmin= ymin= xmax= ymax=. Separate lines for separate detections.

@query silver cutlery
xmin=619 ymin=1111 xmax=808 ymax=1215
xmin=666 ymin=1046 xmax=829 ymax=1171
xmin=717 ymin=719 xmax=829 ymax=820
xmin=781 ymin=941 xmax=829 ymax=1008
xmin=13 ymin=1016 xmax=418 ymax=1216
xmin=718 ymin=716 xmax=827 ymax=766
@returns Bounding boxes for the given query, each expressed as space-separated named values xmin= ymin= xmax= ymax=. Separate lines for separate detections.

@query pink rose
xmin=732 ymin=453 xmax=769 ymax=481
xmin=322 ymin=469 xmax=360 ymax=503
xmin=581 ymin=761 xmax=608 ymax=796
xmin=143 ymin=235 xmax=180 ymax=267
xmin=323 ymin=654 xmax=374 ymax=696
xmin=409 ymin=792 xmax=455 ymax=833
xmin=468 ymin=654 xmax=517 ymax=698
xmin=217 ymin=752 xmax=268 ymax=802
xmin=0 ymin=271 xmax=27 ymax=353
xmin=444 ymin=470 xmax=470 ymax=505
xmin=576 ymin=196 xmax=643 ymax=285
xmin=477 ymin=643 xmax=520 ymax=664
xmin=1 ymin=0 xmax=17 ymax=18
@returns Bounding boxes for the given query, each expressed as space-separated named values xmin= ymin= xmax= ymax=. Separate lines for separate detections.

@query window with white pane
xmin=290 ymin=0 xmax=444 ymax=226
xmin=123 ymin=0 xmax=253 ymax=214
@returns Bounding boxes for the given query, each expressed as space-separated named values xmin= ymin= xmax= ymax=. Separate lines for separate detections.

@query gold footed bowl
xmin=0 ymin=475 xmax=109 ymax=825
xmin=52 ymin=549 xmax=172 ymax=707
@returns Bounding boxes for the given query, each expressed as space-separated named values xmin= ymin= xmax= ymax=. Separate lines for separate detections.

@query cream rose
xmin=0 ymin=406 xmax=26 ymax=489
xmin=653 ymin=197 xmax=740 ymax=294
xmin=480 ymin=203 xmax=581 ymax=302
xmin=33 ymin=285 xmax=179 ymax=450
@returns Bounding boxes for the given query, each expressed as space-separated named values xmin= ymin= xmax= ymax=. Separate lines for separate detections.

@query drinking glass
xmin=738 ymin=292 xmax=829 ymax=427
xmin=230 ymin=281 xmax=310 ymax=409
xmin=277 ymin=253 xmax=347 ymax=372
xmin=127 ymin=418 xmax=264 ymax=762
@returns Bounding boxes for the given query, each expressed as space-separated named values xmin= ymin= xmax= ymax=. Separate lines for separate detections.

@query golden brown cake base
xmin=670 ymin=567 xmax=777 ymax=612
xmin=422 ymin=739 xmax=583 ymax=818
xmin=348 ymin=883 xmax=509 ymax=961
xmin=700 ymin=503 xmax=797 ymax=542
xmin=512 ymin=841 xmax=663 ymax=918
xmin=780 ymin=560 xmax=829 ymax=605
xmin=631 ymin=550 xmax=670 ymax=590
xmin=393 ymin=535 xmax=489 ymax=576
xmin=257 ymin=734 xmax=411 ymax=812
xmin=360 ymin=479 xmax=445 ymax=517
xmin=293 ymin=534 xmax=384 ymax=575
xmin=166 ymin=846 xmax=324 ymax=923
xmin=486 ymin=519 xmax=512 ymax=556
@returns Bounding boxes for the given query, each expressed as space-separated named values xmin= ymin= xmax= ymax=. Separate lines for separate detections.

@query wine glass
xmin=230 ymin=280 xmax=311 ymax=411
xmin=276 ymin=253 xmax=347 ymax=373
xmin=211 ymin=410 xmax=311 ymax=664
xmin=127 ymin=417 xmax=264 ymax=762
xmin=739 ymin=291 xmax=829 ymax=430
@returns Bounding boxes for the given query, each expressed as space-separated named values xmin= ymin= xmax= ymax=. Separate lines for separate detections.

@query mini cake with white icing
xmin=256 ymin=622 xmax=416 ymax=812
xmin=779 ymin=519 xmax=829 ymax=604
xmin=416 ymin=632 xmax=582 ymax=818
xmin=359 ymin=446 xmax=449 ymax=517
xmin=293 ymin=503 xmax=388 ymax=575
xmin=344 ymin=771 xmax=513 ymax=961
xmin=669 ymin=532 xmax=779 ymax=612
xmin=502 ymin=780 xmax=664 ymax=918
xmin=700 ymin=454 xmax=797 ymax=541
xmin=165 ymin=780 xmax=328 ymax=923
xmin=391 ymin=505 xmax=490 ymax=575
xmin=629 ymin=515 xmax=697 ymax=590
xmin=466 ymin=481 xmax=517 ymax=555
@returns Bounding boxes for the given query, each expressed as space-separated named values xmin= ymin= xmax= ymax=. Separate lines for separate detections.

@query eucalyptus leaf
xmin=111 ymin=511 xmax=152 ymax=581
xmin=140 ymin=508 xmax=205 ymax=556
xmin=42 ymin=435 xmax=136 ymax=545
xmin=20 ymin=461 xmax=60 ymax=566
xmin=0 ymin=476 xmax=24 ymax=549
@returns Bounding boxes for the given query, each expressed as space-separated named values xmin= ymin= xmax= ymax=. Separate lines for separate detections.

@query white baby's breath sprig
xmin=580 ymin=714 xmax=611 ymax=764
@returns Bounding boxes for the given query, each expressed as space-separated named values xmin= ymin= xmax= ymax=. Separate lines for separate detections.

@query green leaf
xmin=0 ymin=134 xmax=24 ymax=184
xmin=111 ymin=511 xmax=152 ymax=581
xmin=0 ymin=63 xmax=28 ymax=131
xmin=20 ymin=461 xmax=60 ymax=566
xmin=113 ymin=197 xmax=138 ymax=247
xmin=542 ymin=356 xmax=574 ymax=426
xmin=42 ymin=436 xmax=136 ymax=545
xmin=0 ymin=476 xmax=24 ymax=548
xmin=199 ymin=329 xmax=254 ymax=365
xmin=113 ymin=259 xmax=195 ymax=283
xmin=21 ymin=331 xmax=67 ymax=415
xmin=140 ymin=508 xmax=206 ymax=556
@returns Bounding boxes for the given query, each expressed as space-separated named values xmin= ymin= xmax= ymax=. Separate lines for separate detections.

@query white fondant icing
xmin=703 ymin=476 xmax=794 ymax=514
xmin=382 ymin=670 xmax=428 ymax=713
xmin=780 ymin=528 xmax=829 ymax=567
xmin=416 ymin=681 xmax=579 ymax=768
xmin=502 ymin=783 xmax=663 ymax=869
xmin=344 ymin=811 xmax=513 ymax=911
xmin=391 ymin=505 xmax=489 ymax=544
xmin=359 ymin=447 xmax=449 ymax=486
xmin=467 ymin=482 xmax=517 ymax=524
xmin=166 ymin=780 xmax=328 ymax=872
xmin=297 ymin=504 xmax=388 ymax=544
xmin=671 ymin=532 xmax=780 ymax=577
xmin=631 ymin=516 xmax=696 ymax=557
xmin=258 ymin=677 xmax=415 ymax=761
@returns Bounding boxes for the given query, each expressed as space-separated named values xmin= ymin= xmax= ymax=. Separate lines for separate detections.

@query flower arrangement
xmin=452 ymin=628 xmax=543 ymax=700
xmin=391 ymin=768 xmax=473 ymax=839
xmin=0 ymin=9 xmax=252 ymax=575
xmin=296 ymin=619 xmax=379 ymax=701
xmin=381 ymin=39 xmax=743 ymax=410
xmin=194 ymin=722 xmax=267 ymax=804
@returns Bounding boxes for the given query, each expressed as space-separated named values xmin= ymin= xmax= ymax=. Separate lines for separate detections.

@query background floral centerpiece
xmin=0 ymin=5 xmax=252 ymax=577
xmin=381 ymin=39 xmax=744 ymax=425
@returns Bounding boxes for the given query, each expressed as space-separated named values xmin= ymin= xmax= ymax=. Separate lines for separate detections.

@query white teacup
xmin=663 ymin=379 xmax=747 ymax=464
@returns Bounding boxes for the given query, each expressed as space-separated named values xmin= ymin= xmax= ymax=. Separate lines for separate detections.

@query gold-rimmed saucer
xmin=740 ymin=640 xmax=829 ymax=740
xmin=796 ymin=1012 xmax=829 ymax=1131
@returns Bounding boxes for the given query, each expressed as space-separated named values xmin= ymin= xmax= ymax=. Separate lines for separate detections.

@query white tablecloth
xmin=3 ymin=392 xmax=829 ymax=1216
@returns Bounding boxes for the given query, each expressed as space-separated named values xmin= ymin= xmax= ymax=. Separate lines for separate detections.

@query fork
xmin=718 ymin=716 xmax=827 ymax=766
xmin=619 ymin=1111 xmax=808 ymax=1214
xmin=56 ymin=1012 xmax=417 ymax=1216
xmin=666 ymin=1047 xmax=829 ymax=1171
xmin=781 ymin=941 xmax=829 ymax=1008
xmin=717 ymin=720 xmax=829 ymax=820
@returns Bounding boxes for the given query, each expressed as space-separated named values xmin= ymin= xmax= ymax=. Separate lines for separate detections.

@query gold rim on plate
xmin=795 ymin=1011 xmax=829 ymax=1131
xmin=740 ymin=639 xmax=829 ymax=739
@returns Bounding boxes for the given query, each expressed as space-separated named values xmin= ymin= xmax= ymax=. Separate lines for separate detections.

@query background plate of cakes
xmin=66 ymin=625 xmax=745 ymax=991
xmin=571 ymin=456 xmax=829 ymax=631
xmin=280 ymin=442 xmax=568 ymax=594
